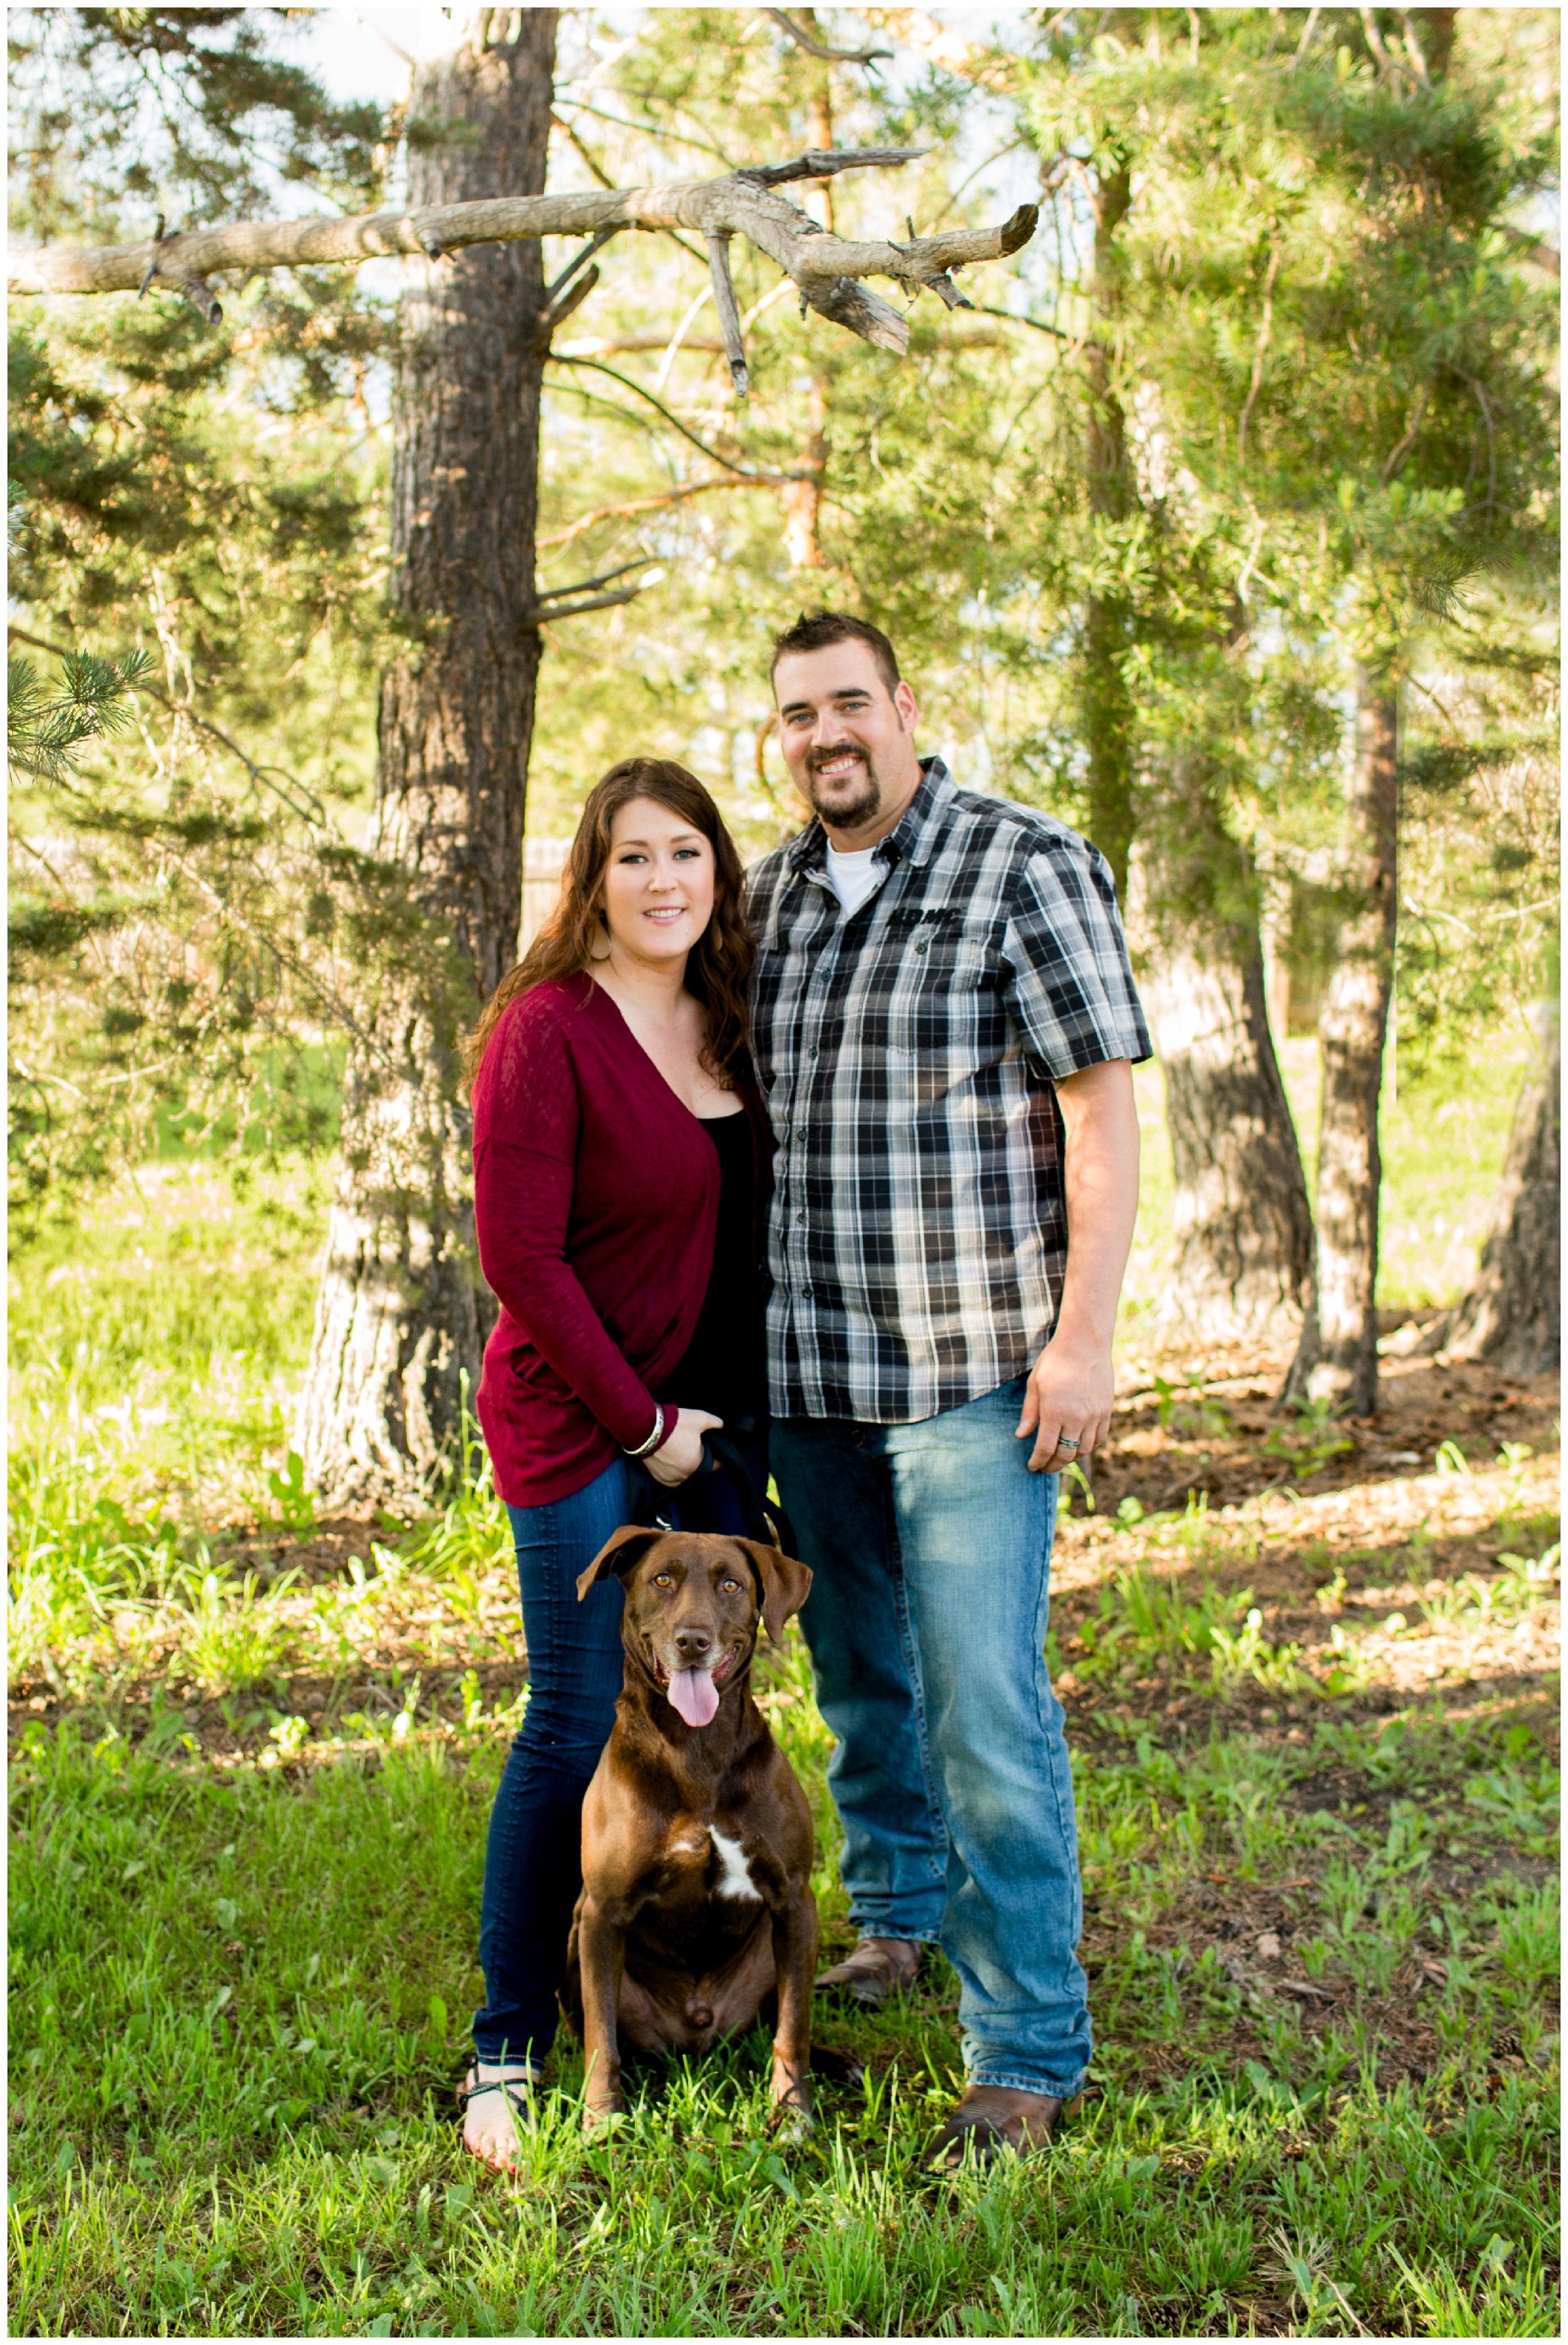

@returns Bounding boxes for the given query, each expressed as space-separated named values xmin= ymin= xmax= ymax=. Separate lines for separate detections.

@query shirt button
xmin=795 ymin=1211 xmax=806 ymax=1224
xmin=809 ymin=1045 xmax=820 ymax=1060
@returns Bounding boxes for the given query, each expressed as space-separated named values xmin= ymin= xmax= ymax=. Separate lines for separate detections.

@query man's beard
xmin=803 ymin=744 xmax=882 ymax=830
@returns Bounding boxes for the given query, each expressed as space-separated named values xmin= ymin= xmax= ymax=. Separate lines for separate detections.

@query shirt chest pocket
xmin=877 ymin=918 xmax=996 ymax=1054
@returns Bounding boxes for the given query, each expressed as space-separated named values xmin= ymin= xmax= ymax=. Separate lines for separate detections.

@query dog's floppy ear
xmin=731 ymin=1540 xmax=813 ymax=1647
xmin=576 ymin=1524 xmax=667 ymax=1601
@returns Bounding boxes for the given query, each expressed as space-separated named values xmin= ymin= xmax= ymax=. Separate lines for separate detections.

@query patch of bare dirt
xmin=10 ymin=1338 xmax=1558 ymax=1782
xmin=213 ymin=1519 xmax=385 ymax=1582
xmin=1087 ymin=1334 xmax=1558 ymax=1519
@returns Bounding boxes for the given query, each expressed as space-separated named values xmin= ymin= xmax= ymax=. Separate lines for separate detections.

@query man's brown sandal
xmin=813 ymin=1935 xmax=922 ymax=2006
xmin=924 ymin=2083 xmax=1078 ymax=2173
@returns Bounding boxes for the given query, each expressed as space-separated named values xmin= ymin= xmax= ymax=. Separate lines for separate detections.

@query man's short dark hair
xmin=771 ymin=610 xmax=901 ymax=700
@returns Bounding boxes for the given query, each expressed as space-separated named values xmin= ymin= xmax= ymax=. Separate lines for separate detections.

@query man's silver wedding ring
xmin=1058 ymin=1435 xmax=1080 ymax=1451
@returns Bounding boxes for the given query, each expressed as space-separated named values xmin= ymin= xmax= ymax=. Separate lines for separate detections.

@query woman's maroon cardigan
xmin=470 ymin=973 xmax=771 ymax=1509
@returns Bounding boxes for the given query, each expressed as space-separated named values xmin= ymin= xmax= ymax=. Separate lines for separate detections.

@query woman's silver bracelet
xmin=623 ymin=1405 xmax=667 ymax=1460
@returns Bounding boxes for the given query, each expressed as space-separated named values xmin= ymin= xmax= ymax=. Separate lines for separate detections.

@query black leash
xmin=698 ymin=1430 xmax=779 ymax=1546
xmin=629 ymin=1418 xmax=795 ymax=1553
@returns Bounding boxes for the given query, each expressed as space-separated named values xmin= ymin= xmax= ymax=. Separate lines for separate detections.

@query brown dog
xmin=561 ymin=1525 xmax=818 ymax=2135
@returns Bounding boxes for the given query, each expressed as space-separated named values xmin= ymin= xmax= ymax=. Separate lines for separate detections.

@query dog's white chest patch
xmin=709 ymin=1828 xmax=762 ymax=1901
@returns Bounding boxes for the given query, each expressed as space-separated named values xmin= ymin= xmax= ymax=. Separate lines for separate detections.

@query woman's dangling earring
xmin=587 ymin=903 xmax=613 ymax=963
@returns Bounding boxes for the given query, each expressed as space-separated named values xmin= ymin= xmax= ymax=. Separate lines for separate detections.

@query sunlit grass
xmin=7 ymin=1109 xmax=1560 ymax=2335
xmin=7 ymin=1029 xmax=1526 ymax=1623
xmin=9 ymin=1685 xmax=1558 ymax=2338
xmin=8 ymin=1158 xmax=327 ymax=1543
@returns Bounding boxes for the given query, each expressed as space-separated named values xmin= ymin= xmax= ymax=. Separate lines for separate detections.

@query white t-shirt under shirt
xmin=823 ymin=842 xmax=882 ymax=917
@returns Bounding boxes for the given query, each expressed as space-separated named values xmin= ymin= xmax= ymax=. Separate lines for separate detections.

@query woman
xmin=459 ymin=757 xmax=770 ymax=2169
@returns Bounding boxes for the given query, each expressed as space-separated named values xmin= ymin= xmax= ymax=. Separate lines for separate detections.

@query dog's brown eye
xmin=721 ymin=1577 xmax=740 ymax=1592
xmin=653 ymin=1573 xmax=674 ymax=1588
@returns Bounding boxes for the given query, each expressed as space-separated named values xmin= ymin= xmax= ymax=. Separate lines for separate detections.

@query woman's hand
xmin=646 ymin=1407 xmax=723 ymax=1487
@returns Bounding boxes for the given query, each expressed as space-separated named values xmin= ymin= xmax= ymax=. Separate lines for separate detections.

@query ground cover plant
xmin=8 ymin=1082 xmax=1560 ymax=2339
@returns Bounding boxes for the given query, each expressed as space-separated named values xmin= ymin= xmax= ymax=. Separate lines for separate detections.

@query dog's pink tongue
xmin=668 ymin=1667 xmax=719 ymax=1728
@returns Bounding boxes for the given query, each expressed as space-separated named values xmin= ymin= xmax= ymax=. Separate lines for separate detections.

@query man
xmin=746 ymin=610 xmax=1149 ymax=2171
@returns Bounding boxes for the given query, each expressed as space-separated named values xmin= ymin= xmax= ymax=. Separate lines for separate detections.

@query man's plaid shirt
xmin=745 ymin=757 xmax=1151 ymax=1424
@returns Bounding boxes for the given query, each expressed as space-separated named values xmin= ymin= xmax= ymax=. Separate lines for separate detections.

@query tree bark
xmin=1426 ymin=1013 xmax=1560 ymax=1375
xmin=1284 ymin=672 xmax=1399 ymax=1413
xmin=1083 ymin=152 xmax=1312 ymax=1340
xmin=782 ymin=15 xmax=833 ymax=572
xmin=1082 ymin=159 xmax=1134 ymax=900
xmin=1134 ymin=783 xmax=1314 ymax=1345
xmin=296 ymin=11 xmax=557 ymax=1506
xmin=1081 ymin=150 xmax=1311 ymax=1339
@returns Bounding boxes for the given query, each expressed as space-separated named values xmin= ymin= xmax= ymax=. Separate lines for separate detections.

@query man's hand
xmin=1015 ymin=1057 xmax=1139 ymax=1475
xmin=1016 ymin=1332 xmax=1116 ymax=1473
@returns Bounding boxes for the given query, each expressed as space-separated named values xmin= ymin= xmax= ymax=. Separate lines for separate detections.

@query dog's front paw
xmin=582 ymin=2101 xmax=628 ymax=2138
xmin=767 ymin=2083 xmax=814 ymax=2146
xmin=770 ymin=2103 xmax=813 ymax=2146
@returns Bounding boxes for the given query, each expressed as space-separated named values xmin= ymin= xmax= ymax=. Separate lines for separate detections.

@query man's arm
xmin=1016 ymin=1058 xmax=1140 ymax=1474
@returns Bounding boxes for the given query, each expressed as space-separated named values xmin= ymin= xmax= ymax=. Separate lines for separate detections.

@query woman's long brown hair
xmin=464 ymin=758 xmax=754 ymax=1088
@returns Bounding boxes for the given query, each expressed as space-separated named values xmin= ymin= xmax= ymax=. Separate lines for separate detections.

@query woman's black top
xmin=654 ymin=1107 xmax=768 ymax=1427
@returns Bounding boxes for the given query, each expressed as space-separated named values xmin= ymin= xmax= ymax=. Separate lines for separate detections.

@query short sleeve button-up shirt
xmin=745 ymin=757 xmax=1151 ymax=1424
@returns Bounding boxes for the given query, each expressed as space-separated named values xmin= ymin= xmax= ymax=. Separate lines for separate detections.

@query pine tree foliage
xmin=1004 ymin=7 xmax=1558 ymax=931
xmin=7 ymin=644 xmax=155 ymax=784
xmin=9 ymin=6 xmax=385 ymax=240
xmin=7 ymin=4 xmax=1558 ymax=1331
xmin=8 ymin=6 xmax=401 ymax=1225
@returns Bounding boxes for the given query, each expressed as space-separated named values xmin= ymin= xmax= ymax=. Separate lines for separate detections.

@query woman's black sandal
xmin=457 ymin=2065 xmax=537 ymax=2155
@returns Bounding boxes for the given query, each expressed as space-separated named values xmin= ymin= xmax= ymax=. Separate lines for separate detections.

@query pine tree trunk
xmin=1081 ymin=160 xmax=1134 ymax=897
xmin=782 ymin=22 xmax=832 ymax=572
xmin=1134 ymin=781 xmax=1314 ymax=1345
xmin=1285 ymin=673 xmax=1399 ymax=1413
xmin=297 ymin=11 xmax=558 ymax=1507
xmin=1142 ymin=944 xmax=1314 ymax=1345
xmin=1429 ymin=1014 xmax=1560 ymax=1374
xmin=1081 ymin=153 xmax=1312 ymax=1337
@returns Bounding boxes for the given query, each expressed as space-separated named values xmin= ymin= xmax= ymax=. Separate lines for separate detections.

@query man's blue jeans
xmin=771 ymin=1377 xmax=1091 ymax=2099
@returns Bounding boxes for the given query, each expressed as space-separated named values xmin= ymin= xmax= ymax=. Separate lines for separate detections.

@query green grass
xmin=7 ymin=1095 xmax=1559 ymax=2336
xmin=9 ymin=1672 xmax=1559 ymax=2338
xmin=7 ymin=1158 xmax=327 ymax=1528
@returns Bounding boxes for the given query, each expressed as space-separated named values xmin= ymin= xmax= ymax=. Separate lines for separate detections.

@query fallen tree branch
xmin=9 ymin=149 xmax=1038 ymax=364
